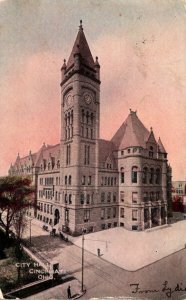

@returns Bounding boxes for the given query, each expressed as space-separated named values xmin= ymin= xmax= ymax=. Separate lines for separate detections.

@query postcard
xmin=0 ymin=1 xmax=186 ymax=299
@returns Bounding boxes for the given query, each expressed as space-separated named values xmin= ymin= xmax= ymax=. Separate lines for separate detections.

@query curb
xmin=72 ymin=288 xmax=86 ymax=300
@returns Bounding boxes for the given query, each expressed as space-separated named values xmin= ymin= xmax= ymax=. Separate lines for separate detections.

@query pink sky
xmin=0 ymin=0 xmax=186 ymax=180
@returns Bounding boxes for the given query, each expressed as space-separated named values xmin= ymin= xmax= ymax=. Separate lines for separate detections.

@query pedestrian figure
xmin=97 ymin=248 xmax=101 ymax=257
xmin=67 ymin=285 xmax=71 ymax=299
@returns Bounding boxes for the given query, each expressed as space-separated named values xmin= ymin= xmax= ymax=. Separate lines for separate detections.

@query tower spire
xmin=66 ymin=21 xmax=95 ymax=70
xmin=79 ymin=20 xmax=83 ymax=31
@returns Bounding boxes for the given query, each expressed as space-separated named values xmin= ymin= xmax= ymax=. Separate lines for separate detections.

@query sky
xmin=0 ymin=0 xmax=186 ymax=180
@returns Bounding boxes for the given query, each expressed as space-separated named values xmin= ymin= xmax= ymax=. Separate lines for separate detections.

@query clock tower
xmin=60 ymin=21 xmax=101 ymax=235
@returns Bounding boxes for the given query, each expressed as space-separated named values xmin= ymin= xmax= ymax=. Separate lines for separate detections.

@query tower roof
xmin=111 ymin=110 xmax=150 ymax=150
xmin=66 ymin=20 xmax=95 ymax=70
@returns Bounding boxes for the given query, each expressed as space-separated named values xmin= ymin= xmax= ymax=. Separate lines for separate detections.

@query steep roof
xmin=66 ymin=21 xmax=95 ymax=70
xmin=98 ymin=139 xmax=116 ymax=166
xmin=111 ymin=110 xmax=150 ymax=150
xmin=158 ymin=137 xmax=167 ymax=153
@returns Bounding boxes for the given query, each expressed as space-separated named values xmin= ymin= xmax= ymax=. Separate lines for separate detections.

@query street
xmin=24 ymin=220 xmax=186 ymax=300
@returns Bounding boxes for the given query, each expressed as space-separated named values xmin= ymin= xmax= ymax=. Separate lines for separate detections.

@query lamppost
xmin=81 ymin=229 xmax=85 ymax=292
xmin=28 ymin=217 xmax=34 ymax=244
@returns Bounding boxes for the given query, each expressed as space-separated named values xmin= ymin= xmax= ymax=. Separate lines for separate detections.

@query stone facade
xmin=9 ymin=22 xmax=172 ymax=235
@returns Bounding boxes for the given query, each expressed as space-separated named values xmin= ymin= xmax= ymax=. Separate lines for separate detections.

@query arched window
xmin=91 ymin=113 xmax=94 ymax=125
xmin=48 ymin=162 xmax=51 ymax=170
xmin=65 ymin=194 xmax=67 ymax=204
xmin=149 ymin=146 xmax=154 ymax=158
xmin=155 ymin=168 xmax=161 ymax=184
xmin=55 ymin=191 xmax=58 ymax=201
xmin=65 ymin=176 xmax=67 ymax=185
xmin=120 ymin=167 xmax=124 ymax=184
xmin=142 ymin=167 xmax=148 ymax=184
xmin=149 ymin=168 xmax=154 ymax=184
xmin=132 ymin=166 xmax=138 ymax=183
xmin=69 ymin=194 xmax=72 ymax=204
xmin=69 ymin=175 xmax=72 ymax=185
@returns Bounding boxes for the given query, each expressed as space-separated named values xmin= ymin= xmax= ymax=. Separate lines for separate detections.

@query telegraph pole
xmin=81 ymin=230 xmax=85 ymax=292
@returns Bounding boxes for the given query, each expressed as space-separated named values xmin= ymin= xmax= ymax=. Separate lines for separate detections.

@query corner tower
xmin=60 ymin=21 xmax=101 ymax=235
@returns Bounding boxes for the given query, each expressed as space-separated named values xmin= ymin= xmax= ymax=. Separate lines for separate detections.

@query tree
xmin=0 ymin=176 xmax=35 ymax=239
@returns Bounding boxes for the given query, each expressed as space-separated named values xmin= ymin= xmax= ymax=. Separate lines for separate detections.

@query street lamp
xmin=81 ymin=229 xmax=85 ymax=292
xmin=28 ymin=217 xmax=34 ymax=244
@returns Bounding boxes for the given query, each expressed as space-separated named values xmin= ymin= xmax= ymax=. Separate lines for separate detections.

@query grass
xmin=0 ymin=230 xmax=45 ymax=294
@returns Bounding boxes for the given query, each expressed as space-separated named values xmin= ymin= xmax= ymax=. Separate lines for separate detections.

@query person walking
xmin=67 ymin=285 xmax=71 ymax=299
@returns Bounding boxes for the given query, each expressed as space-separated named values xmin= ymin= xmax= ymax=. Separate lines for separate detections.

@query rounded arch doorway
xmin=54 ymin=209 xmax=60 ymax=226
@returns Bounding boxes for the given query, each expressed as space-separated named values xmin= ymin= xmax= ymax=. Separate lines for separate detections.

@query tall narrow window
xmin=81 ymin=176 xmax=86 ymax=185
xmin=107 ymin=208 xmax=111 ymax=219
xmin=120 ymin=191 xmax=125 ymax=202
xmin=113 ymin=207 xmax=116 ymax=218
xmin=101 ymin=192 xmax=105 ymax=203
xmin=84 ymin=145 xmax=90 ymax=165
xmin=69 ymin=194 xmax=72 ymax=204
xmin=69 ymin=175 xmax=72 ymax=185
xmin=84 ymin=210 xmax=90 ymax=222
xmin=120 ymin=207 xmax=124 ymax=218
xmin=132 ymin=166 xmax=138 ymax=183
xmin=149 ymin=168 xmax=154 ymax=184
xmin=132 ymin=210 xmax=137 ymax=221
xmin=120 ymin=167 xmax=124 ymax=183
xmin=87 ymin=194 xmax=90 ymax=204
xmin=88 ymin=176 xmax=91 ymax=185
xmin=155 ymin=168 xmax=161 ymax=184
xmin=132 ymin=192 xmax=138 ymax=203
xmin=65 ymin=209 xmax=69 ymax=221
xmin=142 ymin=167 xmax=148 ymax=184
xmin=101 ymin=209 xmax=105 ymax=220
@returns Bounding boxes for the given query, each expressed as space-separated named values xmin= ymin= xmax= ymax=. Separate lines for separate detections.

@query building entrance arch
xmin=54 ymin=209 xmax=60 ymax=226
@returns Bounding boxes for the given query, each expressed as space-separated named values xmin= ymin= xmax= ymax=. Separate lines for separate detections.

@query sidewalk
xmin=25 ymin=279 xmax=85 ymax=300
xmin=72 ymin=220 xmax=186 ymax=271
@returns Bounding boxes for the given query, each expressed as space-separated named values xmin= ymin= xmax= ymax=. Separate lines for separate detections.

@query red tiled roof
xmin=111 ymin=110 xmax=150 ymax=150
xmin=66 ymin=25 xmax=95 ymax=70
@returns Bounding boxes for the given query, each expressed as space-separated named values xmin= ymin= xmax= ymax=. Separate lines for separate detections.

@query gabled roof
xmin=111 ymin=110 xmax=150 ymax=150
xmin=66 ymin=21 xmax=95 ymax=70
xmin=158 ymin=137 xmax=167 ymax=153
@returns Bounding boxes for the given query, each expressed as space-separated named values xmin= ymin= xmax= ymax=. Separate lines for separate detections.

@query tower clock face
xmin=83 ymin=93 xmax=92 ymax=105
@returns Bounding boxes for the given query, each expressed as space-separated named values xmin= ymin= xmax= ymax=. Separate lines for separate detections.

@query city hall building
xmin=9 ymin=22 xmax=172 ymax=235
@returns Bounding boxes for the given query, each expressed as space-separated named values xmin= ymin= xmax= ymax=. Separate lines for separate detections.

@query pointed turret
xmin=146 ymin=127 xmax=157 ymax=145
xmin=66 ymin=20 xmax=95 ymax=71
xmin=158 ymin=137 xmax=167 ymax=153
xmin=94 ymin=56 xmax=100 ymax=80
